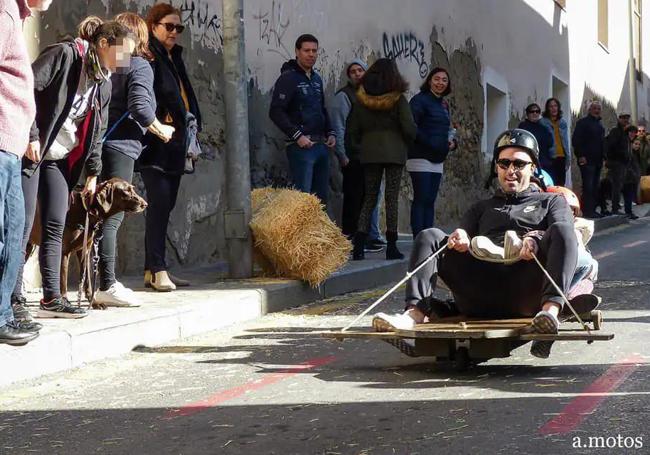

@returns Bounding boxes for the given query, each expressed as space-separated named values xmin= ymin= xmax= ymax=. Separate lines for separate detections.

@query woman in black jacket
xmin=11 ymin=19 xmax=130 ymax=319
xmin=138 ymin=3 xmax=201 ymax=292
xmin=94 ymin=12 xmax=175 ymax=307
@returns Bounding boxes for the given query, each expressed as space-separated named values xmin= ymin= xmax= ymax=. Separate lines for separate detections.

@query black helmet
xmin=484 ymin=128 xmax=540 ymax=189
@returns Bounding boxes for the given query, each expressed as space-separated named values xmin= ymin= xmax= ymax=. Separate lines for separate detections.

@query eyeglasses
xmin=527 ymin=109 xmax=541 ymax=114
xmin=496 ymin=158 xmax=533 ymax=171
xmin=158 ymin=22 xmax=185 ymax=33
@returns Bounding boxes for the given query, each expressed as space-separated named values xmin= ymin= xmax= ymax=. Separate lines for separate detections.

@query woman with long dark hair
xmin=12 ymin=18 xmax=131 ymax=319
xmin=540 ymin=97 xmax=571 ymax=186
xmin=138 ymin=3 xmax=201 ymax=291
xmin=347 ymin=58 xmax=416 ymax=260
xmin=94 ymin=12 xmax=175 ymax=307
xmin=407 ymin=67 xmax=456 ymax=237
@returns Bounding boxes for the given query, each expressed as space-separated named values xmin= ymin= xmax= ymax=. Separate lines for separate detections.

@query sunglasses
xmin=527 ymin=109 xmax=541 ymax=114
xmin=158 ymin=22 xmax=185 ymax=33
xmin=496 ymin=158 xmax=533 ymax=171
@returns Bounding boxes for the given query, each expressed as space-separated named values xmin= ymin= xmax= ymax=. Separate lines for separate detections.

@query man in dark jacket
xmin=572 ymin=101 xmax=606 ymax=218
xmin=374 ymin=129 xmax=579 ymax=359
xmin=518 ymin=103 xmax=554 ymax=171
xmin=605 ymin=113 xmax=633 ymax=215
xmin=269 ymin=34 xmax=335 ymax=204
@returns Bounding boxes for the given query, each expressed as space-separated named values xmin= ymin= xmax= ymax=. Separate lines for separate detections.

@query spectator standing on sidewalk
xmin=407 ymin=67 xmax=457 ymax=238
xmin=95 ymin=12 xmax=175 ymax=307
xmin=329 ymin=59 xmax=383 ymax=253
xmin=269 ymin=34 xmax=335 ymax=205
xmin=0 ymin=0 xmax=53 ymax=345
xmin=347 ymin=58 xmax=416 ymax=261
xmin=518 ymin=103 xmax=554 ymax=174
xmin=605 ymin=113 xmax=633 ymax=215
xmin=13 ymin=19 xmax=130 ymax=320
xmin=138 ymin=3 xmax=202 ymax=292
xmin=540 ymin=97 xmax=571 ymax=186
xmin=572 ymin=101 xmax=606 ymax=218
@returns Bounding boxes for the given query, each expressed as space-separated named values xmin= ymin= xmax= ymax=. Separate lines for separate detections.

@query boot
xmin=150 ymin=271 xmax=176 ymax=292
xmin=386 ymin=231 xmax=404 ymax=260
xmin=352 ymin=232 xmax=367 ymax=260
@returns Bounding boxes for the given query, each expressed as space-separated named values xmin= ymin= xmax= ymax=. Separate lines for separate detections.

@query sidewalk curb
xmin=1 ymin=252 xmax=408 ymax=388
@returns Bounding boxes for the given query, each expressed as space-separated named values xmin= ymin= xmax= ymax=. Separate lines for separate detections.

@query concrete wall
xmin=26 ymin=0 xmax=645 ymax=278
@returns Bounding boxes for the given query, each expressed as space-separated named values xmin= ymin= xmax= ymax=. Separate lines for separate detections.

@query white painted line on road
xmin=594 ymin=251 xmax=616 ymax=260
xmin=623 ymin=240 xmax=648 ymax=248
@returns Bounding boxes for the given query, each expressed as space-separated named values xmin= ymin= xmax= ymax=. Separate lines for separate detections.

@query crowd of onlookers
xmin=1 ymin=1 xmax=201 ymax=346
xmin=269 ymin=33 xmax=649 ymax=265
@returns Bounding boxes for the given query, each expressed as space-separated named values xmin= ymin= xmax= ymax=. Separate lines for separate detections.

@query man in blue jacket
xmin=269 ymin=34 xmax=336 ymax=204
xmin=572 ymin=101 xmax=606 ymax=218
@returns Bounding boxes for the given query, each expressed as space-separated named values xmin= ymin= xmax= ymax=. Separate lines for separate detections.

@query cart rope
xmin=341 ymin=244 xmax=448 ymax=332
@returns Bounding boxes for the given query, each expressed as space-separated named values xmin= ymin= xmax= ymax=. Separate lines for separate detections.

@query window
xmin=634 ymin=0 xmax=642 ymax=79
xmin=598 ymin=0 xmax=609 ymax=49
xmin=486 ymin=84 xmax=508 ymax=155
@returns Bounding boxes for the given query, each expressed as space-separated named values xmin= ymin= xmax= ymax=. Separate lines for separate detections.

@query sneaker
xmin=0 ymin=321 xmax=39 ymax=345
xmin=17 ymin=321 xmax=43 ymax=332
xmin=628 ymin=213 xmax=639 ymax=220
xmin=95 ymin=282 xmax=141 ymax=307
xmin=470 ymin=236 xmax=504 ymax=260
xmin=11 ymin=295 xmax=34 ymax=323
xmin=37 ymin=297 xmax=88 ymax=319
xmin=503 ymin=230 xmax=523 ymax=260
xmin=372 ymin=312 xmax=416 ymax=331
xmin=364 ymin=240 xmax=384 ymax=253
xmin=529 ymin=310 xmax=560 ymax=359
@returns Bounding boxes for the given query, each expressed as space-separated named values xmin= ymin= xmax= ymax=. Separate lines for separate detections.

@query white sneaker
xmin=372 ymin=312 xmax=416 ymax=331
xmin=94 ymin=282 xmax=141 ymax=307
xmin=470 ymin=236 xmax=504 ymax=260
xmin=503 ymin=230 xmax=523 ymax=260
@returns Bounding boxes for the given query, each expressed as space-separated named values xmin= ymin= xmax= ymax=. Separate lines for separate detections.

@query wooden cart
xmin=323 ymin=310 xmax=613 ymax=371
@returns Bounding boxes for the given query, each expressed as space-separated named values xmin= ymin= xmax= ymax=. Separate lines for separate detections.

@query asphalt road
xmin=1 ymin=220 xmax=649 ymax=455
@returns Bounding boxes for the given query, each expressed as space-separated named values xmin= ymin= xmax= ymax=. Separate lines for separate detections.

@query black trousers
xmin=579 ymin=164 xmax=601 ymax=216
xmin=14 ymin=160 xmax=69 ymax=301
xmin=406 ymin=224 xmax=578 ymax=318
xmin=341 ymin=159 xmax=364 ymax=237
xmin=140 ymin=168 xmax=181 ymax=274
xmin=98 ymin=150 xmax=135 ymax=290
xmin=550 ymin=157 xmax=566 ymax=186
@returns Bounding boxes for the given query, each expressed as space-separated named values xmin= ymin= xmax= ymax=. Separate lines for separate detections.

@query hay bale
xmin=250 ymin=187 xmax=351 ymax=286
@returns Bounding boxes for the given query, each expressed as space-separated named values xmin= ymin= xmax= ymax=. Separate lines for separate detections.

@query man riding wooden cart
xmin=326 ymin=129 xmax=612 ymax=369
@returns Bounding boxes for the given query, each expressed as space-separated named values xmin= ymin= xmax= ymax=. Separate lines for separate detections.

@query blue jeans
xmin=571 ymin=243 xmax=598 ymax=289
xmin=409 ymin=171 xmax=443 ymax=238
xmin=0 ymin=151 xmax=25 ymax=327
xmin=287 ymin=143 xmax=329 ymax=204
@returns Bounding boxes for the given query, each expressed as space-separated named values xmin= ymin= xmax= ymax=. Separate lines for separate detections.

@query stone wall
xmin=37 ymin=0 xmax=571 ymax=276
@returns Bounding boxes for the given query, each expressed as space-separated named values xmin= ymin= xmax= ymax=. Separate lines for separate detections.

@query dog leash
xmin=76 ymin=210 xmax=92 ymax=308
xmin=341 ymin=244 xmax=448 ymax=332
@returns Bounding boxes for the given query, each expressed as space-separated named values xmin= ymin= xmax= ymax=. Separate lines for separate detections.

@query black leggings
xmin=140 ymin=168 xmax=181 ymax=273
xmin=357 ymin=163 xmax=402 ymax=234
xmin=406 ymin=224 xmax=578 ymax=318
xmin=98 ymin=150 xmax=135 ymax=290
xmin=14 ymin=160 xmax=70 ymax=301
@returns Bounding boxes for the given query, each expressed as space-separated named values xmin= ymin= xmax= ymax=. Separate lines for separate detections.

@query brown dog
xmin=28 ymin=178 xmax=148 ymax=308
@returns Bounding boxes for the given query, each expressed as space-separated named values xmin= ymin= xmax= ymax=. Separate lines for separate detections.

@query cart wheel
xmin=592 ymin=310 xmax=603 ymax=330
xmin=455 ymin=347 xmax=470 ymax=372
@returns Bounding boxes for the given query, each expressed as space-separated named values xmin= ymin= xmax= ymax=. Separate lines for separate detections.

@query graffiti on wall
xmin=382 ymin=32 xmax=429 ymax=78
xmin=253 ymin=0 xmax=292 ymax=59
xmin=176 ymin=0 xmax=223 ymax=50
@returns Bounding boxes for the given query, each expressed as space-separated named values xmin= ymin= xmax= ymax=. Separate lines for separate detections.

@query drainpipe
xmin=222 ymin=0 xmax=253 ymax=278
xmin=628 ymin=0 xmax=638 ymax=124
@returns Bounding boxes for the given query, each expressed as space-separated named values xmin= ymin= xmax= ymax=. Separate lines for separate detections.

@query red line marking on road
xmin=623 ymin=240 xmax=648 ymax=248
xmin=164 ymin=355 xmax=337 ymax=419
xmin=538 ymin=355 xmax=645 ymax=435
xmin=594 ymin=251 xmax=615 ymax=260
